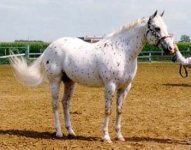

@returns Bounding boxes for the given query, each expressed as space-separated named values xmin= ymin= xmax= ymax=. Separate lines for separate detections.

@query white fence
xmin=138 ymin=52 xmax=152 ymax=62
xmin=0 ymin=48 xmax=42 ymax=64
xmin=0 ymin=45 xmax=43 ymax=62
xmin=0 ymin=53 xmax=25 ymax=59
xmin=0 ymin=46 xmax=29 ymax=64
xmin=0 ymin=46 xmax=190 ymax=63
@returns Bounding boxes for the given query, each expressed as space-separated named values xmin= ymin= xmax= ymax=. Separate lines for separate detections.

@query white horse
xmin=10 ymin=10 xmax=175 ymax=143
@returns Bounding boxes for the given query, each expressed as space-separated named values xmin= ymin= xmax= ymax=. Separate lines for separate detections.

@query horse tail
xmin=9 ymin=52 xmax=46 ymax=87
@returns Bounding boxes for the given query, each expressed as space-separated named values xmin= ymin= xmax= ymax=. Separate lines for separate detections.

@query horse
xmin=10 ymin=10 xmax=175 ymax=143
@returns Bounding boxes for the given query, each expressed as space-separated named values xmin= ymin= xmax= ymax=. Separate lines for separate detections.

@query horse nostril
xmin=168 ymin=46 xmax=172 ymax=51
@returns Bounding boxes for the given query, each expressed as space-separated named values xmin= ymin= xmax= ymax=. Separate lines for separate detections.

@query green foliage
xmin=0 ymin=41 xmax=49 ymax=54
xmin=180 ymin=35 xmax=190 ymax=42
xmin=143 ymin=43 xmax=160 ymax=51
xmin=143 ymin=42 xmax=191 ymax=51
xmin=29 ymin=42 xmax=49 ymax=53
xmin=0 ymin=41 xmax=190 ymax=54
xmin=177 ymin=42 xmax=191 ymax=51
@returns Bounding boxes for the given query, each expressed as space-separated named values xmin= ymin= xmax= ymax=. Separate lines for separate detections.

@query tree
xmin=180 ymin=35 xmax=190 ymax=42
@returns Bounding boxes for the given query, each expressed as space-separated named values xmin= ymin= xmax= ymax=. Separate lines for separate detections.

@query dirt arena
xmin=1 ymin=63 xmax=191 ymax=149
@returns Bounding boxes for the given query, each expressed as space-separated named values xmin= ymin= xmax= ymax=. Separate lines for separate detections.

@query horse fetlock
xmin=115 ymin=127 xmax=125 ymax=141
xmin=115 ymin=125 xmax=121 ymax=132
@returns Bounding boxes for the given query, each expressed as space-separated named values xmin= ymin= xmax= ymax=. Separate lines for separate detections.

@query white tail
xmin=9 ymin=52 xmax=46 ymax=87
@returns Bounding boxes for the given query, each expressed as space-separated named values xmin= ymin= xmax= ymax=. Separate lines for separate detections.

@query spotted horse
xmin=10 ymin=10 xmax=175 ymax=143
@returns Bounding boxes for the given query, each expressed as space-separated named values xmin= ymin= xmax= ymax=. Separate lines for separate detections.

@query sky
xmin=0 ymin=0 xmax=190 ymax=42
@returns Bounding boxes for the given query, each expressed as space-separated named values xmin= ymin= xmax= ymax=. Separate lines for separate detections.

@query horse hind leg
xmin=62 ymin=73 xmax=76 ymax=138
xmin=50 ymin=77 xmax=63 ymax=137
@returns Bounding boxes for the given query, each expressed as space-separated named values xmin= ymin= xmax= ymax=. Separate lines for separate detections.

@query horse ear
xmin=149 ymin=10 xmax=158 ymax=20
xmin=153 ymin=10 xmax=158 ymax=18
xmin=160 ymin=10 xmax=165 ymax=17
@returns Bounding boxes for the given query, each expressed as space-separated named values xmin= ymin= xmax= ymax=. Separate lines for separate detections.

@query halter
xmin=146 ymin=20 xmax=172 ymax=47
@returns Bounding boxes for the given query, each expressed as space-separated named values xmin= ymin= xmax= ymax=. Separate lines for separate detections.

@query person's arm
xmin=174 ymin=45 xmax=191 ymax=67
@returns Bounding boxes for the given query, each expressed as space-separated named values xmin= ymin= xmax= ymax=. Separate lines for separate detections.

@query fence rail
xmin=0 ymin=53 xmax=25 ymax=59
xmin=0 ymin=45 xmax=29 ymax=64
xmin=0 ymin=45 xmax=191 ymax=64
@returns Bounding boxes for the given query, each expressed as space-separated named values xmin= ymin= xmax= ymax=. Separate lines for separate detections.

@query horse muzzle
xmin=157 ymin=35 xmax=174 ymax=55
xmin=164 ymin=45 xmax=175 ymax=55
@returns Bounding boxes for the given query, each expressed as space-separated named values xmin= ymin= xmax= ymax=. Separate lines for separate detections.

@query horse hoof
xmin=56 ymin=132 xmax=63 ymax=138
xmin=52 ymin=132 xmax=63 ymax=139
xmin=103 ymin=136 xmax=112 ymax=143
xmin=115 ymin=136 xmax=125 ymax=142
xmin=187 ymin=140 xmax=191 ymax=145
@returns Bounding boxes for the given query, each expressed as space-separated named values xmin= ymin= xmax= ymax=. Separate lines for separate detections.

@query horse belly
xmin=63 ymin=55 xmax=103 ymax=86
xmin=65 ymin=67 xmax=103 ymax=87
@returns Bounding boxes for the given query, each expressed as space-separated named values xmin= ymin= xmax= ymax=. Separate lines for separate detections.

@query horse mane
xmin=107 ymin=17 xmax=148 ymax=38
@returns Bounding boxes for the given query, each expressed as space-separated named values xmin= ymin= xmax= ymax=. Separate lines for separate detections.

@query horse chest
xmin=116 ymin=66 xmax=137 ymax=86
xmin=100 ymin=58 xmax=137 ymax=87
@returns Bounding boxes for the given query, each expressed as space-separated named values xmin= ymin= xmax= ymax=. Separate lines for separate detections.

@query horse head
xmin=146 ymin=10 xmax=175 ymax=55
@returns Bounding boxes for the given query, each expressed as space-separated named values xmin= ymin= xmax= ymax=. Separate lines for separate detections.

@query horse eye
xmin=155 ymin=27 xmax=160 ymax=32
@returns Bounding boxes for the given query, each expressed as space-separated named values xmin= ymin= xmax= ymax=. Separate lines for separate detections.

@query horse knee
xmin=117 ymin=107 xmax=122 ymax=115
xmin=105 ymin=109 xmax=112 ymax=116
xmin=61 ymin=98 xmax=66 ymax=105
xmin=52 ymin=100 xmax=59 ymax=110
xmin=62 ymin=97 xmax=69 ymax=107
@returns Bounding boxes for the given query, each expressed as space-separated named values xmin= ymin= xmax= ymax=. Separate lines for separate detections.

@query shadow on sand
xmin=0 ymin=129 xmax=189 ymax=145
xmin=0 ymin=129 xmax=99 ymax=141
xmin=125 ymin=136 xmax=188 ymax=145
xmin=163 ymin=83 xmax=191 ymax=87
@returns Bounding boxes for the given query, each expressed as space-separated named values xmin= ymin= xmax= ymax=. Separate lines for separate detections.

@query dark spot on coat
xmin=46 ymin=60 xmax=49 ymax=64
xmin=104 ymin=43 xmax=108 ymax=47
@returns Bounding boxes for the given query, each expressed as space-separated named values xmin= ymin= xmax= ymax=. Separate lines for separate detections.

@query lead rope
xmin=179 ymin=64 xmax=188 ymax=78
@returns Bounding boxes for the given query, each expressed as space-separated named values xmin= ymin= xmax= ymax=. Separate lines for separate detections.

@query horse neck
xmin=108 ymin=22 xmax=147 ymax=59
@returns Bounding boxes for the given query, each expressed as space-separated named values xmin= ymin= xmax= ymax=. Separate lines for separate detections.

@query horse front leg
xmin=103 ymin=82 xmax=116 ymax=143
xmin=50 ymin=78 xmax=63 ymax=137
xmin=115 ymin=83 xmax=131 ymax=141
xmin=62 ymin=80 xmax=76 ymax=138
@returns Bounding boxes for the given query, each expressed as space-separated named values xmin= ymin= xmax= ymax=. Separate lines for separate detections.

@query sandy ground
xmin=1 ymin=63 xmax=191 ymax=149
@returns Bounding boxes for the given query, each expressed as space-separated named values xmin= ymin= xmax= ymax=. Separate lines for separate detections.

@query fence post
xmin=149 ymin=52 xmax=152 ymax=62
xmin=25 ymin=45 xmax=30 ymax=61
